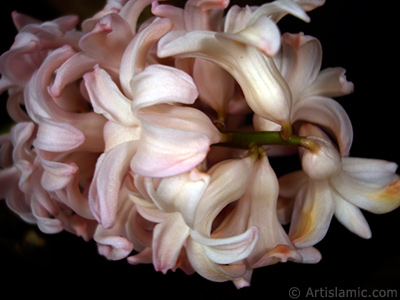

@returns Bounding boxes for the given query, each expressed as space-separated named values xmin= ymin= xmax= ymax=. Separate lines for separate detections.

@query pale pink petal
xmin=151 ymin=1 xmax=185 ymax=30
xmin=186 ymin=236 xmax=247 ymax=283
xmin=89 ymin=140 xmax=138 ymax=228
xmin=103 ymin=121 xmax=141 ymax=153
xmin=184 ymin=0 xmax=229 ymax=31
xmin=333 ymin=193 xmax=372 ymax=239
xmin=94 ymin=199 xmax=136 ymax=261
xmin=78 ymin=13 xmax=133 ymax=72
xmin=120 ymin=18 xmax=173 ymax=98
xmin=251 ymin=245 xmax=302 ymax=269
xmin=306 ymin=67 xmax=354 ymax=98
xmin=40 ymin=159 xmax=78 ymax=192
xmin=10 ymin=122 xmax=35 ymax=162
xmin=289 ymin=180 xmax=335 ymax=248
xmin=193 ymin=155 xmax=256 ymax=233
xmin=279 ymin=33 xmax=322 ymax=100
xmin=11 ymin=11 xmax=41 ymax=30
xmin=331 ymin=158 xmax=400 ymax=214
xmin=34 ymin=118 xmax=85 ymax=152
xmin=301 ymin=135 xmax=342 ymax=180
xmin=250 ymin=0 xmax=310 ymax=24
xmin=127 ymin=247 xmax=153 ymax=265
xmin=223 ymin=15 xmax=281 ymax=58
xmin=130 ymin=104 xmax=221 ymax=177
xmin=119 ymin=0 xmax=154 ymax=32
xmin=130 ymin=64 xmax=199 ymax=112
xmin=158 ymin=30 xmax=292 ymax=129
xmin=191 ymin=226 xmax=259 ymax=264
xmin=84 ymin=65 xmax=138 ymax=126
xmin=293 ymin=0 xmax=326 ymax=12
xmin=223 ymin=5 xmax=253 ymax=33
xmin=50 ymin=52 xmax=97 ymax=98
xmin=142 ymin=168 xmax=210 ymax=225
xmin=292 ymin=96 xmax=353 ymax=156
xmin=152 ymin=213 xmax=190 ymax=274
xmin=193 ymin=58 xmax=235 ymax=117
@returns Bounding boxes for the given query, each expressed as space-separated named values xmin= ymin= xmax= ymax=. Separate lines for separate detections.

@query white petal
xmin=333 ymin=192 xmax=372 ymax=239
xmin=191 ymin=226 xmax=259 ymax=264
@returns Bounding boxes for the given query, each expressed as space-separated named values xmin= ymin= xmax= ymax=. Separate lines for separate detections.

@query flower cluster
xmin=1 ymin=0 xmax=399 ymax=288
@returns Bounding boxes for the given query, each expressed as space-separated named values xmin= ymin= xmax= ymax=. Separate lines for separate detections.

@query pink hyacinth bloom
xmin=0 ymin=0 xmax=399 ymax=290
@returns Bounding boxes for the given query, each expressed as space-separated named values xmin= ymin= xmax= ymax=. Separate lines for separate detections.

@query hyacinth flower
xmin=0 ymin=0 xmax=399 ymax=289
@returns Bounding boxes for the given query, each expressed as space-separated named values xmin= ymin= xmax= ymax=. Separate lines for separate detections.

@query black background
xmin=0 ymin=0 xmax=399 ymax=298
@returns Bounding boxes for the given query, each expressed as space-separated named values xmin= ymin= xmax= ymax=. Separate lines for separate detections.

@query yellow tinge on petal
xmin=369 ymin=179 xmax=400 ymax=214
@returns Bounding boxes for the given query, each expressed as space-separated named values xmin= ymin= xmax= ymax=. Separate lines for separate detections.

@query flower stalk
xmin=216 ymin=129 xmax=318 ymax=152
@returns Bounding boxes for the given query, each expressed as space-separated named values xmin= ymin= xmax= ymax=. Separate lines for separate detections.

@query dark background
xmin=0 ymin=0 xmax=399 ymax=298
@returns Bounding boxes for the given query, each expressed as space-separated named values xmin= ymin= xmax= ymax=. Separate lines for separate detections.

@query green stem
xmin=215 ymin=130 xmax=317 ymax=151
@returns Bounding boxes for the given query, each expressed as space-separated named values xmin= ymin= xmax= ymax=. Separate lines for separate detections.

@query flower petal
xmin=130 ymin=64 xmax=199 ymax=112
xmin=84 ymin=65 xmax=138 ymax=126
xmin=331 ymin=158 xmax=400 ymax=214
xmin=289 ymin=180 xmax=335 ymax=248
xmin=143 ymin=168 xmax=210 ymax=225
xmin=89 ymin=140 xmax=138 ymax=228
xmin=34 ymin=118 xmax=85 ymax=152
xmin=119 ymin=18 xmax=173 ymax=98
xmin=191 ymin=226 xmax=259 ymax=264
xmin=279 ymin=33 xmax=322 ymax=100
xmin=306 ymin=67 xmax=354 ymax=98
xmin=193 ymin=155 xmax=256 ymax=233
xmin=333 ymin=192 xmax=372 ymax=239
xmin=186 ymin=236 xmax=247 ymax=283
xmin=158 ymin=30 xmax=292 ymax=128
xmin=292 ymin=96 xmax=353 ymax=156
xmin=152 ymin=213 xmax=190 ymax=274
xmin=130 ymin=104 xmax=221 ymax=177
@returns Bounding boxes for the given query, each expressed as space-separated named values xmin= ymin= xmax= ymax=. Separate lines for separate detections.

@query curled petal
xmin=279 ymin=33 xmax=322 ymax=100
xmin=34 ymin=118 xmax=84 ymax=152
xmin=94 ymin=197 xmax=137 ymax=260
xmin=89 ymin=140 xmax=138 ymax=228
xmin=301 ymin=135 xmax=342 ymax=180
xmin=184 ymin=0 xmax=229 ymax=31
xmin=130 ymin=104 xmax=221 ymax=177
xmin=191 ymin=226 xmax=259 ymax=265
xmin=120 ymin=18 xmax=173 ymax=98
xmin=193 ymin=155 xmax=256 ymax=233
xmin=143 ymin=168 xmax=210 ymax=225
xmin=186 ymin=237 xmax=247 ymax=283
xmin=293 ymin=96 xmax=353 ymax=156
xmin=151 ymin=1 xmax=185 ymax=30
xmin=84 ymin=65 xmax=138 ymax=126
xmin=152 ymin=213 xmax=190 ymax=274
xmin=10 ymin=122 xmax=35 ymax=162
xmin=40 ymin=159 xmax=78 ymax=192
xmin=158 ymin=30 xmax=292 ymax=128
xmin=78 ymin=13 xmax=133 ymax=71
xmin=251 ymin=244 xmax=302 ymax=269
xmin=130 ymin=64 xmax=199 ymax=112
xmin=331 ymin=158 xmax=400 ymax=214
xmin=224 ymin=16 xmax=281 ymax=57
xmin=250 ymin=0 xmax=310 ymax=24
xmin=306 ymin=67 xmax=354 ymax=98
xmin=289 ymin=180 xmax=335 ymax=248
